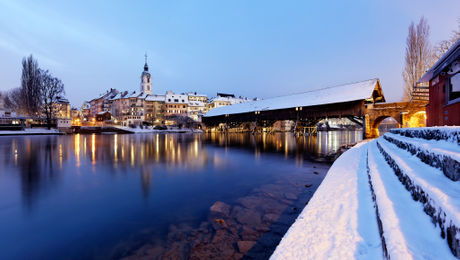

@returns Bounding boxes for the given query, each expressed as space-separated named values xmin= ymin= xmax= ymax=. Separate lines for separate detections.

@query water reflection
xmin=206 ymin=130 xmax=362 ymax=161
xmin=0 ymin=131 xmax=360 ymax=259
xmin=1 ymin=131 xmax=361 ymax=211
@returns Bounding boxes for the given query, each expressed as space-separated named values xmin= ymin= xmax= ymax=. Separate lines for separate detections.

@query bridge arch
xmin=368 ymin=115 xmax=401 ymax=138
xmin=405 ymin=110 xmax=427 ymax=128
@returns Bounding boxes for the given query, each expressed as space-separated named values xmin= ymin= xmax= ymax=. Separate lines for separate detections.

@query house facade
xmin=418 ymin=39 xmax=460 ymax=126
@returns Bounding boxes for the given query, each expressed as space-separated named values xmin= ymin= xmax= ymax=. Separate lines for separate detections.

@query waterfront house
xmin=418 ymin=38 xmax=460 ymax=126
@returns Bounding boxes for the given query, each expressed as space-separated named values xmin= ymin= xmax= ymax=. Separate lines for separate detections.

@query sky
xmin=0 ymin=0 xmax=459 ymax=107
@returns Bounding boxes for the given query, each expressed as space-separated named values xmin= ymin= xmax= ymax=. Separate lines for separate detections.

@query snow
xmin=112 ymin=126 xmax=202 ymax=134
xmin=390 ymin=127 xmax=460 ymax=145
xmin=271 ymin=141 xmax=383 ymax=260
xmin=272 ymin=127 xmax=459 ymax=259
xmin=377 ymin=138 xmax=460 ymax=229
xmin=0 ymin=128 xmax=62 ymax=135
xmin=206 ymin=78 xmax=379 ymax=117
xmin=145 ymin=95 xmax=166 ymax=102
xmin=368 ymin=141 xmax=455 ymax=259
xmin=384 ymin=132 xmax=460 ymax=162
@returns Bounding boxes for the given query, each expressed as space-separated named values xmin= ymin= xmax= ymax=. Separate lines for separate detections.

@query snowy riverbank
xmin=112 ymin=126 xmax=203 ymax=134
xmin=0 ymin=128 xmax=63 ymax=136
xmin=271 ymin=127 xmax=460 ymax=259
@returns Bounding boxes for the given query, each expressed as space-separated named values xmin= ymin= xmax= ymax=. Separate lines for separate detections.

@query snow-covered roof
xmin=188 ymin=92 xmax=207 ymax=97
xmin=127 ymin=91 xmax=141 ymax=98
xmin=145 ymin=95 xmax=166 ymax=102
xmin=109 ymin=93 xmax=123 ymax=101
xmin=138 ymin=92 xmax=149 ymax=99
xmin=205 ymin=79 xmax=381 ymax=117
xmin=419 ymin=38 xmax=460 ymax=83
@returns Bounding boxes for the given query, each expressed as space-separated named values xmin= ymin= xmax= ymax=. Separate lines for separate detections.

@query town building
xmin=165 ymin=91 xmax=188 ymax=117
xmin=85 ymin=56 xmax=251 ymax=125
xmin=208 ymin=93 xmax=250 ymax=110
xmin=54 ymin=97 xmax=71 ymax=119
xmin=188 ymin=92 xmax=208 ymax=103
xmin=188 ymin=101 xmax=207 ymax=122
xmin=418 ymin=38 xmax=460 ymax=126
xmin=89 ymin=88 xmax=118 ymax=117
xmin=145 ymin=94 xmax=165 ymax=124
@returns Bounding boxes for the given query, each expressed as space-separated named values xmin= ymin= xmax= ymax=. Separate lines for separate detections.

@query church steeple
xmin=140 ymin=53 xmax=152 ymax=95
xmin=144 ymin=53 xmax=149 ymax=72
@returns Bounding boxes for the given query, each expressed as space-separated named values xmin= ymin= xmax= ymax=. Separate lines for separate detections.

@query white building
xmin=165 ymin=91 xmax=188 ymax=117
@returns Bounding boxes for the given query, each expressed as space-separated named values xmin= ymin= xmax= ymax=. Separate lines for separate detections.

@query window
xmin=448 ymin=72 xmax=460 ymax=103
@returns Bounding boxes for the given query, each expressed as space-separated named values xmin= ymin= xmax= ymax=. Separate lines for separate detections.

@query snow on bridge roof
xmin=205 ymin=78 xmax=382 ymax=117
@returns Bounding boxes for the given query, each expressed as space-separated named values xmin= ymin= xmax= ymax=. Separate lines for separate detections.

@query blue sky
xmin=0 ymin=0 xmax=458 ymax=106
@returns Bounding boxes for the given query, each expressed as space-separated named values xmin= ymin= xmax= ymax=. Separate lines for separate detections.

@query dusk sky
xmin=0 ymin=0 xmax=459 ymax=107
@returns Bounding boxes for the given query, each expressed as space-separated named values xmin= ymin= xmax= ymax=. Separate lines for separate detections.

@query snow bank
xmin=368 ymin=142 xmax=455 ymax=259
xmin=271 ymin=141 xmax=383 ymax=260
xmin=272 ymin=128 xmax=459 ymax=259
xmin=383 ymin=133 xmax=460 ymax=181
xmin=377 ymin=139 xmax=460 ymax=256
xmin=112 ymin=126 xmax=203 ymax=134
xmin=0 ymin=128 xmax=62 ymax=135
xmin=390 ymin=127 xmax=460 ymax=145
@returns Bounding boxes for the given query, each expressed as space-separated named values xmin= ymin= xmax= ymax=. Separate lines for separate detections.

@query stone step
xmin=367 ymin=141 xmax=455 ymax=259
xmin=383 ymin=132 xmax=460 ymax=181
xmin=389 ymin=127 xmax=460 ymax=145
xmin=376 ymin=138 xmax=460 ymax=257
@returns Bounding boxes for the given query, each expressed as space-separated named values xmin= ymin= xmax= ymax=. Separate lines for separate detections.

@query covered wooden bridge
xmin=202 ymin=79 xmax=427 ymax=138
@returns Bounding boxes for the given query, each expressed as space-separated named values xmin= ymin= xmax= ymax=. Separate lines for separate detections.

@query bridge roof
xmin=205 ymin=78 xmax=382 ymax=117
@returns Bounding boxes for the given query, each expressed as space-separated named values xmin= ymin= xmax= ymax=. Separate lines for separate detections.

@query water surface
xmin=0 ymin=131 xmax=361 ymax=259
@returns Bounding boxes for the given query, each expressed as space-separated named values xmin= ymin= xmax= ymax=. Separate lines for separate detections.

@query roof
xmin=138 ymin=92 xmax=149 ymax=99
xmin=217 ymin=93 xmax=235 ymax=98
xmin=418 ymin=38 xmax=460 ymax=83
xmin=205 ymin=78 xmax=382 ymax=117
xmin=145 ymin=95 xmax=165 ymax=102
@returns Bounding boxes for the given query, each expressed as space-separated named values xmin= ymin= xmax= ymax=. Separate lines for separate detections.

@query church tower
xmin=140 ymin=53 xmax=152 ymax=95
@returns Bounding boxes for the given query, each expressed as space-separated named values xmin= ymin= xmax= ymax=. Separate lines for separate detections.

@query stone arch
xmin=405 ymin=110 xmax=427 ymax=128
xmin=368 ymin=115 xmax=401 ymax=138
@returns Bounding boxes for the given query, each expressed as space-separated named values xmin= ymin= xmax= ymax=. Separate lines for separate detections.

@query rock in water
xmin=237 ymin=241 xmax=256 ymax=254
xmin=284 ymin=192 xmax=297 ymax=200
xmin=210 ymin=201 xmax=231 ymax=216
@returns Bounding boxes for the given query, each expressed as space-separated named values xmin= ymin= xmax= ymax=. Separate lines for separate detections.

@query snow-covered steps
xmin=383 ymin=132 xmax=460 ymax=181
xmin=390 ymin=127 xmax=460 ymax=145
xmin=271 ymin=142 xmax=383 ymax=260
xmin=377 ymin=137 xmax=460 ymax=257
xmin=368 ymin=141 xmax=456 ymax=259
xmin=272 ymin=129 xmax=459 ymax=259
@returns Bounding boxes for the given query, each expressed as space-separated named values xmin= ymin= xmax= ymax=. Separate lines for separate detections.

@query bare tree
xmin=434 ymin=18 xmax=460 ymax=60
xmin=402 ymin=17 xmax=433 ymax=101
xmin=4 ymin=88 xmax=25 ymax=113
xmin=40 ymin=70 xmax=65 ymax=128
xmin=21 ymin=55 xmax=42 ymax=116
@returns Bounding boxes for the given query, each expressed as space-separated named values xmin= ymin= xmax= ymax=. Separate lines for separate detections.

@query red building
xmin=418 ymin=39 xmax=460 ymax=126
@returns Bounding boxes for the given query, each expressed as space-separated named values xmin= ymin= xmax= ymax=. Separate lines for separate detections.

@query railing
xmin=411 ymin=85 xmax=429 ymax=102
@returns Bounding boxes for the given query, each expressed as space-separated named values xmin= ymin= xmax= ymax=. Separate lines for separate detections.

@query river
xmin=0 ymin=130 xmax=361 ymax=259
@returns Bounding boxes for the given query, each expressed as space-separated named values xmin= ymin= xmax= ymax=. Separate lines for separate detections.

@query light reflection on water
xmin=0 ymin=131 xmax=360 ymax=259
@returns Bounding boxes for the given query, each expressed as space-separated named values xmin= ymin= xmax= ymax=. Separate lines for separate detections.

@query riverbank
xmin=271 ymin=127 xmax=459 ymax=259
xmin=0 ymin=128 xmax=63 ymax=136
xmin=121 ymin=160 xmax=330 ymax=259
xmin=0 ymin=126 xmax=203 ymax=135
